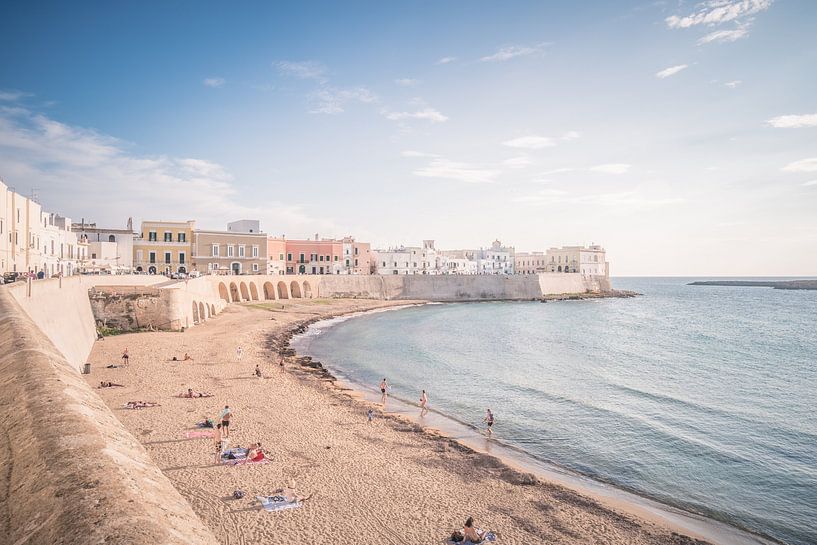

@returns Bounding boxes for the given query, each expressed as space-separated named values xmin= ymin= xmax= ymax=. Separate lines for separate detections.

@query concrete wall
xmin=0 ymin=287 xmax=219 ymax=545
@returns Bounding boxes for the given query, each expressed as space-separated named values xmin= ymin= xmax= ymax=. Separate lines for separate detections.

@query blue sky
xmin=1 ymin=0 xmax=815 ymax=275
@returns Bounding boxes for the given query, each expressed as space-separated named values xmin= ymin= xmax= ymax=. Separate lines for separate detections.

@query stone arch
xmin=557 ymin=265 xmax=562 ymax=272
xmin=263 ymin=281 xmax=275 ymax=300
xmin=230 ymin=282 xmax=240 ymax=302
xmin=199 ymin=302 xmax=206 ymax=321
xmin=249 ymin=282 xmax=259 ymax=301
xmin=218 ymin=282 xmax=230 ymax=302
xmin=192 ymin=301 xmax=200 ymax=324
xmin=239 ymin=282 xmax=250 ymax=301
xmin=210 ymin=304 xmax=216 ymax=316
xmin=108 ymin=234 xmax=116 ymax=243
xmin=303 ymin=280 xmax=312 ymax=298
xmin=277 ymin=281 xmax=289 ymax=299
xmin=290 ymin=281 xmax=302 ymax=298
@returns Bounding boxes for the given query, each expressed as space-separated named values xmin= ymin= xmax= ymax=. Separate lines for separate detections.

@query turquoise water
xmin=297 ymin=278 xmax=817 ymax=545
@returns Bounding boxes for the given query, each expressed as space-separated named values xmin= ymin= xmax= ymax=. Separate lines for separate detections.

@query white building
xmin=545 ymin=245 xmax=608 ymax=275
xmin=479 ymin=239 xmax=514 ymax=275
xmin=514 ymin=251 xmax=547 ymax=274
xmin=73 ymin=219 xmax=137 ymax=272
xmin=374 ymin=240 xmax=438 ymax=275
xmin=227 ymin=219 xmax=261 ymax=234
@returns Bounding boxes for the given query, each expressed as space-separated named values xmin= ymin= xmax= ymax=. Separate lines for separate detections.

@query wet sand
xmin=86 ymin=298 xmax=711 ymax=545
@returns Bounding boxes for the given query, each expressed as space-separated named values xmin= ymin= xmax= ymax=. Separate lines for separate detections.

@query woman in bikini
xmin=380 ymin=378 xmax=388 ymax=405
xmin=121 ymin=348 xmax=129 ymax=365
xmin=419 ymin=389 xmax=429 ymax=417
xmin=463 ymin=517 xmax=488 ymax=543
xmin=246 ymin=442 xmax=266 ymax=463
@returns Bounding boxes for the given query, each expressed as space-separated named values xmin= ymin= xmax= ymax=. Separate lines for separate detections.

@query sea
xmin=292 ymin=278 xmax=817 ymax=545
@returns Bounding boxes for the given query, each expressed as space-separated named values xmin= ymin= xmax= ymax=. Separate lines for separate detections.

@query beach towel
xmin=221 ymin=447 xmax=248 ymax=461
xmin=447 ymin=531 xmax=496 ymax=545
xmin=184 ymin=430 xmax=214 ymax=439
xmin=196 ymin=419 xmax=215 ymax=428
xmin=256 ymin=495 xmax=302 ymax=512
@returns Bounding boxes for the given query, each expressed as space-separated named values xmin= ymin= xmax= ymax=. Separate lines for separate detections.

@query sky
xmin=1 ymin=0 xmax=815 ymax=276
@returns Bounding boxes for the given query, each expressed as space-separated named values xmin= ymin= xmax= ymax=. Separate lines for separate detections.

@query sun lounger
xmin=256 ymin=495 xmax=302 ymax=512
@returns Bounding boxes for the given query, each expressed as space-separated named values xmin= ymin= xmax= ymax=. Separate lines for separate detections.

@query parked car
xmin=3 ymin=272 xmax=23 ymax=283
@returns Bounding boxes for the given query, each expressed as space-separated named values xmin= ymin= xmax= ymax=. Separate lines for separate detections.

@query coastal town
xmin=0 ymin=180 xmax=609 ymax=280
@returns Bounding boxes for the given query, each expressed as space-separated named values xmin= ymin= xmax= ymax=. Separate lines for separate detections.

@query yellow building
xmin=133 ymin=220 xmax=195 ymax=274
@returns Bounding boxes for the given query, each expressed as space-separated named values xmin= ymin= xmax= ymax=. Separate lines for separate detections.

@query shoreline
xmin=285 ymin=302 xmax=778 ymax=545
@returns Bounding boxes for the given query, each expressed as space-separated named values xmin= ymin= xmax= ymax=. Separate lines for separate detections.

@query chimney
xmin=314 ymin=233 xmax=319 ymax=241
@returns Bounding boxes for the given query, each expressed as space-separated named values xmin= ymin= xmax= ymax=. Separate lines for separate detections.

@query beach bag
xmin=450 ymin=530 xmax=464 ymax=542
xmin=233 ymin=489 xmax=245 ymax=499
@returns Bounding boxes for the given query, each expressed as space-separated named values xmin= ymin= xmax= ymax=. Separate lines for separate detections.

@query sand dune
xmin=86 ymin=298 xmax=708 ymax=545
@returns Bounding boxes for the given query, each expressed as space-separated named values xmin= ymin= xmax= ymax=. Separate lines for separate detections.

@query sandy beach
xmin=85 ymin=298 xmax=708 ymax=545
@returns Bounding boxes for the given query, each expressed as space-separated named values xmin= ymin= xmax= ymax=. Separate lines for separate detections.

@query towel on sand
xmin=221 ymin=447 xmax=248 ymax=460
xmin=447 ymin=530 xmax=497 ymax=544
xmin=256 ymin=495 xmax=302 ymax=512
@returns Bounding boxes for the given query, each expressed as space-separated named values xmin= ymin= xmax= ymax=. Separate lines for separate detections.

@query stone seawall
xmin=0 ymin=286 xmax=219 ymax=545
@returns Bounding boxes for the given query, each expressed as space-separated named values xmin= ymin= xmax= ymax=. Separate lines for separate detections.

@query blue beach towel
xmin=256 ymin=495 xmax=302 ymax=512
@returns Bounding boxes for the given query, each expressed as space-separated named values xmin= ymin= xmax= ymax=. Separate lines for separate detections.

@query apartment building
xmin=514 ymin=251 xmax=547 ymax=274
xmin=545 ymin=245 xmax=608 ymax=275
xmin=133 ymin=220 xmax=194 ymax=274
xmin=285 ymin=235 xmax=343 ymax=275
xmin=267 ymin=237 xmax=286 ymax=275
xmin=192 ymin=226 xmax=268 ymax=275
xmin=73 ymin=218 xmax=137 ymax=272
xmin=374 ymin=240 xmax=438 ymax=275
xmin=340 ymin=236 xmax=372 ymax=274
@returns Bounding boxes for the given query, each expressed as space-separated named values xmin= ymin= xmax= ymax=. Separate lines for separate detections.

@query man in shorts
xmin=220 ymin=405 xmax=232 ymax=438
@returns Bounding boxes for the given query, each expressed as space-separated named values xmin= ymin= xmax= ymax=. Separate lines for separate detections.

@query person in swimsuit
xmin=380 ymin=379 xmax=388 ymax=405
xmin=183 ymin=353 xmax=193 ymax=361
xmin=220 ymin=405 xmax=232 ymax=437
xmin=236 ymin=346 xmax=243 ymax=361
xmin=121 ymin=348 xmax=129 ymax=365
xmin=483 ymin=409 xmax=494 ymax=436
xmin=419 ymin=389 xmax=429 ymax=417
xmin=213 ymin=424 xmax=223 ymax=463
xmin=463 ymin=517 xmax=487 ymax=543
xmin=278 ymin=354 xmax=285 ymax=372
xmin=247 ymin=442 xmax=265 ymax=463
xmin=98 ymin=381 xmax=124 ymax=388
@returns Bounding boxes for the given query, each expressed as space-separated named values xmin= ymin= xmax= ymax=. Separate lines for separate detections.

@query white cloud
xmin=273 ymin=60 xmax=328 ymax=83
xmin=414 ymin=159 xmax=499 ymax=184
xmin=384 ymin=108 xmax=448 ymax=123
xmin=666 ymin=0 xmax=773 ymax=29
xmin=0 ymin=107 xmax=329 ymax=233
xmin=656 ymin=64 xmax=689 ymax=78
xmin=697 ymin=27 xmax=749 ymax=44
xmin=766 ymin=114 xmax=817 ymax=128
xmin=782 ymin=158 xmax=817 ymax=173
xmin=561 ymin=130 xmax=581 ymax=140
xmin=309 ymin=87 xmax=377 ymax=114
xmin=0 ymin=90 xmax=28 ymax=101
xmin=539 ymin=167 xmax=576 ymax=176
xmin=436 ymin=56 xmax=457 ymax=65
xmin=590 ymin=163 xmax=631 ymax=174
xmin=516 ymin=189 xmax=684 ymax=209
xmin=480 ymin=43 xmax=547 ymax=62
xmin=394 ymin=78 xmax=419 ymax=87
xmin=502 ymin=156 xmax=533 ymax=169
xmin=203 ymin=77 xmax=225 ymax=88
xmin=802 ymin=180 xmax=817 ymax=187
xmin=401 ymin=150 xmax=438 ymax=158
xmin=724 ymin=80 xmax=742 ymax=88
xmin=502 ymin=135 xmax=556 ymax=149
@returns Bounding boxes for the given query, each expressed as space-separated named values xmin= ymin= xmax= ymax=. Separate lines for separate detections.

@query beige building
xmin=192 ymin=224 xmax=268 ymax=275
xmin=545 ymin=245 xmax=608 ymax=275
xmin=514 ymin=251 xmax=547 ymax=274
xmin=133 ymin=220 xmax=195 ymax=274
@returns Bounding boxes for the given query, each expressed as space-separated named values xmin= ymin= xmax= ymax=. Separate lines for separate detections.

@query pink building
xmin=267 ymin=236 xmax=286 ymax=275
xmin=285 ymin=236 xmax=343 ymax=275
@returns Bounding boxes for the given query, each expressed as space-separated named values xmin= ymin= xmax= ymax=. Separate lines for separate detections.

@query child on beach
xmin=367 ymin=409 xmax=374 ymax=423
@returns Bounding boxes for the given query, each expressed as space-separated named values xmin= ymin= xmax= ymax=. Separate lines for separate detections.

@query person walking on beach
xmin=235 ymin=346 xmax=243 ymax=362
xmin=220 ymin=405 xmax=232 ymax=438
xmin=419 ymin=390 xmax=429 ymax=417
xmin=278 ymin=354 xmax=285 ymax=372
xmin=483 ymin=408 xmax=494 ymax=437
xmin=380 ymin=378 xmax=388 ymax=405
xmin=213 ymin=423 xmax=223 ymax=463
xmin=121 ymin=348 xmax=129 ymax=365
xmin=367 ymin=409 xmax=374 ymax=423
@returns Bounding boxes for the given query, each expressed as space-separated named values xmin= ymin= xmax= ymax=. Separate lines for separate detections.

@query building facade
xmin=545 ymin=245 xmax=608 ymax=275
xmin=266 ymin=237 xmax=286 ymax=275
xmin=191 ymin=228 xmax=268 ymax=274
xmin=285 ymin=236 xmax=343 ymax=275
xmin=73 ymin=219 xmax=137 ymax=272
xmin=340 ymin=236 xmax=373 ymax=274
xmin=514 ymin=251 xmax=547 ymax=274
xmin=133 ymin=220 xmax=195 ymax=274
xmin=374 ymin=240 xmax=438 ymax=275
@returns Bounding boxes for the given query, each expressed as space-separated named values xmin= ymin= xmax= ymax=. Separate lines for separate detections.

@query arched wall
xmin=290 ymin=281 xmax=302 ymax=298
xmin=263 ymin=282 xmax=275 ymax=300
xmin=277 ymin=281 xmax=289 ymax=299
xmin=249 ymin=283 xmax=259 ymax=301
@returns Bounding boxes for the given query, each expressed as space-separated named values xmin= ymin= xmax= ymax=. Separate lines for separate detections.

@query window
xmin=346 ymin=259 xmax=350 ymax=266
xmin=334 ymin=256 xmax=338 ymax=261
xmin=354 ymin=247 xmax=358 ymax=255
xmin=148 ymin=231 xmax=157 ymax=241
xmin=149 ymin=252 xmax=156 ymax=264
xmin=179 ymin=252 xmax=185 ymax=264
xmin=279 ymin=253 xmax=284 ymax=260
xmin=319 ymin=255 xmax=324 ymax=261
xmin=354 ymin=259 xmax=358 ymax=266
xmin=227 ymin=245 xmax=234 ymax=257
xmin=137 ymin=250 xmax=143 ymax=262
xmin=312 ymin=267 xmax=316 ymax=274
xmin=299 ymin=253 xmax=305 ymax=263
xmin=164 ymin=252 xmax=171 ymax=264
xmin=164 ymin=232 xmax=172 ymax=242
xmin=252 ymin=245 xmax=259 ymax=258
xmin=178 ymin=233 xmax=186 ymax=242
xmin=287 ymin=253 xmax=292 ymax=261
xmin=252 ymin=263 xmax=259 ymax=272
xmin=91 ymin=253 xmax=97 ymax=259
xmin=212 ymin=244 xmax=219 ymax=257
xmin=325 ymin=255 xmax=330 ymax=261
xmin=238 ymin=245 xmax=245 ymax=258
xmin=382 ymin=262 xmax=386 ymax=267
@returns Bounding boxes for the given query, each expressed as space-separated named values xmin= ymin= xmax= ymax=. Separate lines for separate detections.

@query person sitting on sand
xmin=272 ymin=481 xmax=313 ymax=503
xmin=181 ymin=388 xmax=211 ymax=398
xmin=183 ymin=352 xmax=193 ymax=361
xmin=246 ymin=442 xmax=266 ymax=463
xmin=255 ymin=365 xmax=262 ymax=378
xmin=99 ymin=381 xmax=124 ymax=388
xmin=463 ymin=517 xmax=488 ymax=543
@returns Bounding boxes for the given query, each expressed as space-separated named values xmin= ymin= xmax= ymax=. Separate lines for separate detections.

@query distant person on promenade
xmin=121 ymin=348 xmax=129 ymax=365
xmin=213 ymin=423 xmax=223 ymax=463
xmin=220 ymin=406 xmax=232 ymax=438
xmin=483 ymin=409 xmax=494 ymax=437
xmin=380 ymin=378 xmax=388 ymax=405
xmin=236 ymin=346 xmax=243 ymax=362
xmin=419 ymin=390 xmax=429 ymax=417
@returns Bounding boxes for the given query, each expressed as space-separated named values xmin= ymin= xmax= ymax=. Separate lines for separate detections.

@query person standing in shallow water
xmin=483 ymin=408 xmax=494 ymax=437
xmin=380 ymin=378 xmax=388 ymax=405
xmin=419 ymin=390 xmax=429 ymax=417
